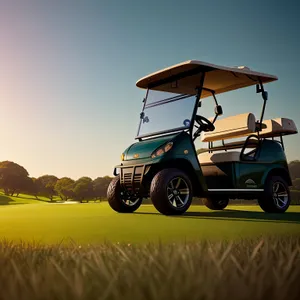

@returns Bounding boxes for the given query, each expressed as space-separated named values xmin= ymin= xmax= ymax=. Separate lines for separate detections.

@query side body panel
xmin=200 ymin=139 xmax=291 ymax=196
xmin=237 ymin=139 xmax=290 ymax=189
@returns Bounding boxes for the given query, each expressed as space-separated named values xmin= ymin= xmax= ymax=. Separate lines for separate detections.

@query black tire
xmin=150 ymin=168 xmax=193 ymax=215
xmin=202 ymin=196 xmax=229 ymax=210
xmin=107 ymin=176 xmax=142 ymax=213
xmin=258 ymin=175 xmax=291 ymax=213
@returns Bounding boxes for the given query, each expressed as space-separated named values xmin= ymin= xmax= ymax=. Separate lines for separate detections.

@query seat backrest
xmin=201 ymin=112 xmax=256 ymax=142
xmin=258 ymin=118 xmax=298 ymax=138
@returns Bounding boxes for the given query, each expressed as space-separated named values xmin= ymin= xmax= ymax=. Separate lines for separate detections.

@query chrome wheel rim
xmin=217 ymin=199 xmax=227 ymax=206
xmin=167 ymin=177 xmax=190 ymax=209
xmin=120 ymin=191 xmax=140 ymax=206
xmin=272 ymin=182 xmax=289 ymax=209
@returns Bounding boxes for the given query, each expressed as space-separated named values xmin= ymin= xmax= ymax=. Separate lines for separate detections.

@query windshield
xmin=137 ymin=89 xmax=197 ymax=138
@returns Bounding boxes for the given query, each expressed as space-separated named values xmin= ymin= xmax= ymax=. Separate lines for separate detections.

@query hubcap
xmin=272 ymin=182 xmax=288 ymax=209
xmin=167 ymin=177 xmax=190 ymax=208
xmin=120 ymin=191 xmax=140 ymax=206
xmin=217 ymin=200 xmax=226 ymax=206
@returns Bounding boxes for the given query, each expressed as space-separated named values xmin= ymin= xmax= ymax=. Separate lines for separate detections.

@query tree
xmin=54 ymin=177 xmax=75 ymax=200
xmin=0 ymin=161 xmax=29 ymax=196
xmin=26 ymin=177 xmax=40 ymax=199
xmin=73 ymin=177 xmax=94 ymax=202
xmin=289 ymin=160 xmax=300 ymax=181
xmin=93 ymin=176 xmax=112 ymax=199
xmin=292 ymin=178 xmax=300 ymax=190
xmin=15 ymin=176 xmax=36 ymax=197
xmin=36 ymin=175 xmax=58 ymax=201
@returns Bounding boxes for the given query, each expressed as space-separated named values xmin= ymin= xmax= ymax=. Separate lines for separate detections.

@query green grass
xmin=0 ymin=237 xmax=299 ymax=300
xmin=0 ymin=200 xmax=299 ymax=245
xmin=1 ymin=194 xmax=299 ymax=299
xmin=0 ymin=192 xmax=57 ymax=205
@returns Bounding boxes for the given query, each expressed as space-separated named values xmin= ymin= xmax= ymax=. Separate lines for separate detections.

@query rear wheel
xmin=258 ymin=175 xmax=290 ymax=213
xmin=150 ymin=168 xmax=193 ymax=215
xmin=202 ymin=196 xmax=229 ymax=210
xmin=107 ymin=176 xmax=142 ymax=213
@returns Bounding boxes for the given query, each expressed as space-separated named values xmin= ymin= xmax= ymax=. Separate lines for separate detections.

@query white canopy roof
xmin=136 ymin=60 xmax=278 ymax=98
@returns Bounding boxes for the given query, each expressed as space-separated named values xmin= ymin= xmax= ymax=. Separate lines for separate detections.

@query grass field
xmin=0 ymin=193 xmax=53 ymax=205
xmin=0 ymin=237 xmax=299 ymax=300
xmin=0 ymin=194 xmax=299 ymax=244
xmin=0 ymin=193 xmax=300 ymax=300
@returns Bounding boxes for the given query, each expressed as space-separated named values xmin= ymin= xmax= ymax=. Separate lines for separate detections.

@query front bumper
xmin=114 ymin=163 xmax=153 ymax=193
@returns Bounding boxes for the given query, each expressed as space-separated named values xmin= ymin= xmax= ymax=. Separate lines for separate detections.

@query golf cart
xmin=107 ymin=60 xmax=298 ymax=215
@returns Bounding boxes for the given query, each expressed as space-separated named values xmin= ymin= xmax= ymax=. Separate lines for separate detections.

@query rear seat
xmin=257 ymin=118 xmax=298 ymax=138
xmin=198 ymin=114 xmax=298 ymax=166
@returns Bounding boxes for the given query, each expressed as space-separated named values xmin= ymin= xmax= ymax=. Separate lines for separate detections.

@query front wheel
xmin=150 ymin=168 xmax=193 ymax=215
xmin=202 ymin=196 xmax=229 ymax=210
xmin=258 ymin=175 xmax=291 ymax=213
xmin=107 ymin=176 xmax=142 ymax=213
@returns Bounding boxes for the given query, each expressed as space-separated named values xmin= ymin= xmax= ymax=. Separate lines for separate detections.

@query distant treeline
xmin=288 ymin=160 xmax=300 ymax=204
xmin=0 ymin=161 xmax=113 ymax=202
xmin=1 ymin=159 xmax=300 ymax=203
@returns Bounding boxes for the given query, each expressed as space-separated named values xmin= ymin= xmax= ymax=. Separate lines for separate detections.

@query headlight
xmin=151 ymin=142 xmax=173 ymax=158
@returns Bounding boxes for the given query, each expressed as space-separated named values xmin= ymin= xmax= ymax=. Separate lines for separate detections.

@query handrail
xmin=240 ymin=135 xmax=261 ymax=161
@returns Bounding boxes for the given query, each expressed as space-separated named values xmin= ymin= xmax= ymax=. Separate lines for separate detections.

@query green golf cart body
xmin=107 ymin=60 xmax=298 ymax=215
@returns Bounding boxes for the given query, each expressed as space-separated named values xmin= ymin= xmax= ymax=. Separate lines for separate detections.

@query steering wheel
xmin=194 ymin=115 xmax=215 ymax=132
xmin=193 ymin=115 xmax=215 ymax=140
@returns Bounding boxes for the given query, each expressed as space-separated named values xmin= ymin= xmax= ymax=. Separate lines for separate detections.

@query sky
xmin=0 ymin=0 xmax=299 ymax=180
